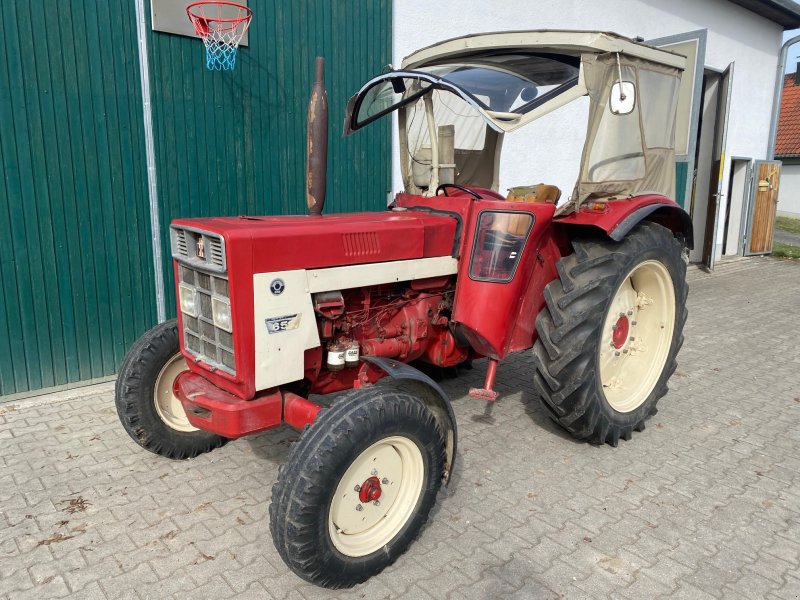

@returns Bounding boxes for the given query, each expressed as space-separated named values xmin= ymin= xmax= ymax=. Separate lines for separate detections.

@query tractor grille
xmin=178 ymin=265 xmax=236 ymax=375
xmin=170 ymin=226 xmax=226 ymax=273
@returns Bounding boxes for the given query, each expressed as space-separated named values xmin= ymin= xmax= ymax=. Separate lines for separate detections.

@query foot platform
xmin=468 ymin=358 xmax=500 ymax=401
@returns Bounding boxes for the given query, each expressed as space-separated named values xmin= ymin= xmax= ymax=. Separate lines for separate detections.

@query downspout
xmin=767 ymin=34 xmax=800 ymax=160
xmin=134 ymin=0 xmax=166 ymax=322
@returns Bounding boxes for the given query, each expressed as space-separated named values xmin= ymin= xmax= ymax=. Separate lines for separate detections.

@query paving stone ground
xmin=2 ymin=256 xmax=799 ymax=600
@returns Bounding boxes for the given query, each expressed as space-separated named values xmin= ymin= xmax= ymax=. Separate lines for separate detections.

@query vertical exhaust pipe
xmin=306 ymin=57 xmax=328 ymax=215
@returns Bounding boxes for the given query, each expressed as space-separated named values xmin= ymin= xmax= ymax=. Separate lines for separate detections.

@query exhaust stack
xmin=306 ymin=57 xmax=328 ymax=215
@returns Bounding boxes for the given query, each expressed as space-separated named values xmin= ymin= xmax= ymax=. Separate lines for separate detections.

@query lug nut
xmin=614 ymin=351 xmax=620 ymax=356
xmin=627 ymin=310 xmax=633 ymax=316
xmin=631 ymin=321 xmax=637 ymax=326
xmin=630 ymin=336 xmax=635 ymax=341
xmin=374 ymin=500 xmax=380 ymax=507
xmin=356 ymin=504 xmax=363 ymax=512
xmin=381 ymin=478 xmax=389 ymax=485
xmin=354 ymin=484 xmax=361 ymax=492
xmin=623 ymin=349 xmax=629 ymax=354
xmin=371 ymin=468 xmax=378 ymax=476
xmin=611 ymin=325 xmax=618 ymax=331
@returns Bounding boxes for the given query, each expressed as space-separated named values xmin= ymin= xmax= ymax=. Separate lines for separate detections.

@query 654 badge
xmin=266 ymin=314 xmax=301 ymax=334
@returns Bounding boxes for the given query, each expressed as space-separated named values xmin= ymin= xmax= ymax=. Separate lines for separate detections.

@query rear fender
xmin=555 ymin=195 xmax=693 ymax=249
xmin=361 ymin=356 xmax=457 ymax=485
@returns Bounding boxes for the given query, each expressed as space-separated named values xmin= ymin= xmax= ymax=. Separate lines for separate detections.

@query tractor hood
xmin=172 ymin=211 xmax=459 ymax=274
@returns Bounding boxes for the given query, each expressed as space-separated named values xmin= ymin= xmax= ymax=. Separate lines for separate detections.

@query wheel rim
xmin=328 ymin=436 xmax=425 ymax=557
xmin=153 ymin=353 xmax=198 ymax=432
xmin=599 ymin=260 xmax=676 ymax=413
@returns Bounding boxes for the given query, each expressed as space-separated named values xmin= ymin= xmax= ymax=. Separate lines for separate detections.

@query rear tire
xmin=532 ymin=222 xmax=688 ymax=446
xmin=115 ymin=320 xmax=228 ymax=459
xmin=269 ymin=388 xmax=445 ymax=588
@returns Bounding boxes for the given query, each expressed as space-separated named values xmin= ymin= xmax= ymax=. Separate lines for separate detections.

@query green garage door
xmin=0 ymin=1 xmax=157 ymax=396
xmin=0 ymin=0 xmax=392 ymax=397
xmin=147 ymin=0 xmax=392 ymax=317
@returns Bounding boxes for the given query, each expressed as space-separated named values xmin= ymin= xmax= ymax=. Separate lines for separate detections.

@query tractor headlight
xmin=212 ymin=297 xmax=232 ymax=332
xmin=178 ymin=284 xmax=198 ymax=317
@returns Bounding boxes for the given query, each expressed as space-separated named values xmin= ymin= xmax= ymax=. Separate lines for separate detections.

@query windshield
xmin=418 ymin=52 xmax=580 ymax=113
xmin=350 ymin=52 xmax=581 ymax=130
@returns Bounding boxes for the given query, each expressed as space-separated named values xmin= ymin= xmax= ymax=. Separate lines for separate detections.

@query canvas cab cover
xmin=344 ymin=30 xmax=686 ymax=212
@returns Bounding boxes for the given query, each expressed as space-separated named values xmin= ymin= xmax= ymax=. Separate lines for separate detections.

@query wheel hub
xmin=328 ymin=436 xmax=424 ymax=557
xmin=358 ymin=476 xmax=382 ymax=503
xmin=612 ymin=315 xmax=630 ymax=349
xmin=599 ymin=260 xmax=676 ymax=413
xmin=154 ymin=353 xmax=198 ymax=432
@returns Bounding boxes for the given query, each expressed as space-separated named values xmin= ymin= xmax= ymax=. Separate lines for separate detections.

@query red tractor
xmin=116 ymin=31 xmax=691 ymax=588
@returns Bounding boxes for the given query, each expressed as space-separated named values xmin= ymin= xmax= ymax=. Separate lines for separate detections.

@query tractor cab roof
xmin=345 ymin=30 xmax=685 ymax=135
xmin=345 ymin=30 xmax=687 ymax=212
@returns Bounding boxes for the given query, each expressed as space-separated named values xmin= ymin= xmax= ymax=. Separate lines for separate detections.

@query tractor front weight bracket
xmin=173 ymin=372 xmax=323 ymax=437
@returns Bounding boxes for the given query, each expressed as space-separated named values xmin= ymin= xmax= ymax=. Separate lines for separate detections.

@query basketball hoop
xmin=186 ymin=1 xmax=253 ymax=71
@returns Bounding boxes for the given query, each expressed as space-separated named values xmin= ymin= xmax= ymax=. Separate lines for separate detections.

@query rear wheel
xmin=115 ymin=320 xmax=228 ymax=459
xmin=532 ymin=222 xmax=688 ymax=445
xmin=269 ymin=388 xmax=445 ymax=588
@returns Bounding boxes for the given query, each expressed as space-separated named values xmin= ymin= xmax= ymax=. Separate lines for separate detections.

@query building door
xmin=744 ymin=161 xmax=782 ymax=254
xmin=701 ymin=65 xmax=733 ymax=270
xmin=649 ymin=31 xmax=707 ymax=210
xmin=723 ymin=158 xmax=753 ymax=256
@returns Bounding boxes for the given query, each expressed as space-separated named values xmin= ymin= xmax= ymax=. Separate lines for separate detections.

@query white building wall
xmin=392 ymin=0 xmax=783 ymax=260
xmin=777 ymin=159 xmax=800 ymax=218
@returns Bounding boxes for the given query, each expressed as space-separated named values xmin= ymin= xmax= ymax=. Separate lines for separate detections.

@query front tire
xmin=269 ymin=388 xmax=445 ymax=588
xmin=532 ymin=222 xmax=688 ymax=446
xmin=115 ymin=320 xmax=228 ymax=459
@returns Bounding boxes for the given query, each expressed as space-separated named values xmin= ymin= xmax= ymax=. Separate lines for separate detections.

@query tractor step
xmin=468 ymin=387 xmax=499 ymax=401
xmin=468 ymin=358 xmax=500 ymax=401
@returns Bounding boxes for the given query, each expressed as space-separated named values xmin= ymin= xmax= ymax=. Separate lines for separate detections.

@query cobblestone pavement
xmin=2 ymin=257 xmax=800 ymax=600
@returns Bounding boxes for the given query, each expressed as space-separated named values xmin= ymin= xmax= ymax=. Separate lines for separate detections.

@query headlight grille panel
xmin=178 ymin=264 xmax=235 ymax=376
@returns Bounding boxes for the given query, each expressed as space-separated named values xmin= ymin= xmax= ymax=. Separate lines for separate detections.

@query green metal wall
xmin=0 ymin=0 xmax=392 ymax=396
xmin=147 ymin=0 xmax=393 ymax=316
xmin=0 ymin=1 xmax=157 ymax=396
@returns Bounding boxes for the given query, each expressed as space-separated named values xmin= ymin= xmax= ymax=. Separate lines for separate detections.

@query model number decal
xmin=266 ymin=314 xmax=301 ymax=334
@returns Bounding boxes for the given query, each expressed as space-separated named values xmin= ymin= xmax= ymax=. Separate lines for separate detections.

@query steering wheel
xmin=587 ymin=152 xmax=645 ymax=181
xmin=435 ymin=183 xmax=482 ymax=199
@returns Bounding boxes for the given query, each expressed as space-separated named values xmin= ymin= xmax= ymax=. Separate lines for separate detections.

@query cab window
xmin=469 ymin=211 xmax=534 ymax=282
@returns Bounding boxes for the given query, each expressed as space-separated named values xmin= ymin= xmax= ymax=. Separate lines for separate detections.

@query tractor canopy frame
xmin=344 ymin=30 xmax=686 ymax=213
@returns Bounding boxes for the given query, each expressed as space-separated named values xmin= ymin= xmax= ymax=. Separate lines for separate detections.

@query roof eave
xmin=727 ymin=0 xmax=800 ymax=29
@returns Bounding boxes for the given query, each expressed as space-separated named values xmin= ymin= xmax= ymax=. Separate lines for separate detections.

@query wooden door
xmin=746 ymin=161 xmax=782 ymax=254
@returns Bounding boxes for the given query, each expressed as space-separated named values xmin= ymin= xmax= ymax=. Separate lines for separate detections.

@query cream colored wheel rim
xmin=154 ymin=353 xmax=197 ymax=432
xmin=328 ymin=436 xmax=424 ymax=557
xmin=599 ymin=260 xmax=676 ymax=413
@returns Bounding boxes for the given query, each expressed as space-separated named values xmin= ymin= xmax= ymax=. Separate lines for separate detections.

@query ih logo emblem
xmin=196 ymin=236 xmax=205 ymax=260
xmin=270 ymin=278 xmax=285 ymax=295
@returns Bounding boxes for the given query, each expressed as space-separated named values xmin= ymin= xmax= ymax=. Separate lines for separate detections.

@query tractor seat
xmin=506 ymin=183 xmax=561 ymax=204
xmin=486 ymin=183 xmax=561 ymax=238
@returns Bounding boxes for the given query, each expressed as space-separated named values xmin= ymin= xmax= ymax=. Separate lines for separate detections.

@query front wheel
xmin=115 ymin=320 xmax=228 ymax=459
xmin=533 ymin=222 xmax=688 ymax=446
xmin=269 ymin=388 xmax=445 ymax=588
